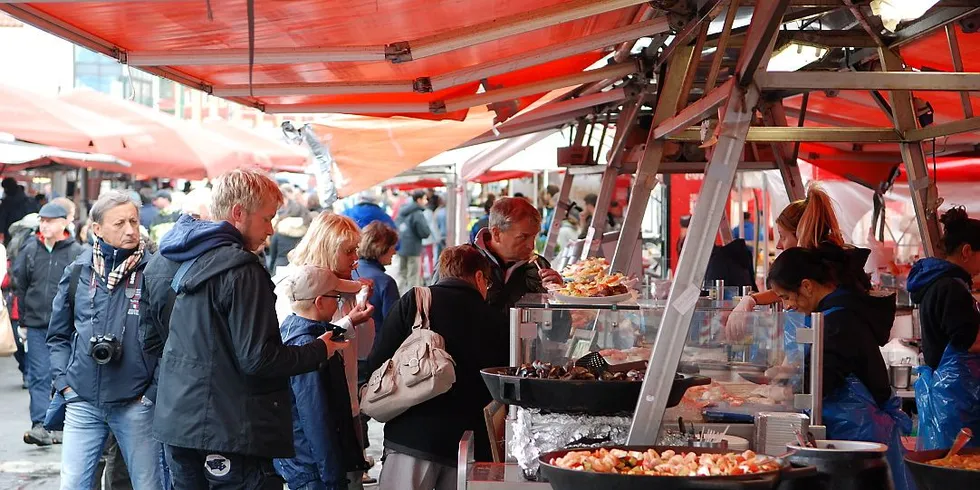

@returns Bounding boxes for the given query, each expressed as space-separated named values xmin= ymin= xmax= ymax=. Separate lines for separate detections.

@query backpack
xmin=359 ymin=287 xmax=455 ymax=422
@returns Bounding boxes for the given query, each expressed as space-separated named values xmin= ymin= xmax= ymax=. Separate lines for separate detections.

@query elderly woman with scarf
xmin=273 ymin=213 xmax=375 ymax=489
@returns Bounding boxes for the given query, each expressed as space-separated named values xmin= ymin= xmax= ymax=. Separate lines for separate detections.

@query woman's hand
xmin=723 ymin=295 xmax=757 ymax=341
xmin=348 ymin=302 xmax=375 ymax=326
xmin=318 ymin=330 xmax=351 ymax=358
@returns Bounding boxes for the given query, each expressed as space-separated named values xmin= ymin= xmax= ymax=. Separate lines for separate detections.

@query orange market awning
xmin=0 ymin=1 xmax=657 ymax=120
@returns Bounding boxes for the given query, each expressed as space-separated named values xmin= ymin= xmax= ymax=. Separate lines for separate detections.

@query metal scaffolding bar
xmin=668 ymin=126 xmax=903 ymax=142
xmin=542 ymin=172 xmax=575 ymax=261
xmin=945 ymin=24 xmax=975 ymax=119
xmin=762 ymin=102 xmax=807 ymax=201
xmin=653 ymin=79 xmax=735 ymax=140
xmin=906 ymin=116 xmax=980 ymax=141
xmin=761 ymin=71 xmax=980 ymax=91
xmin=879 ymin=47 xmax=943 ymax=257
xmin=628 ymin=0 xmax=790 ymax=445
xmin=611 ymin=45 xmax=698 ymax=272
xmin=705 ymin=0 xmax=740 ymax=92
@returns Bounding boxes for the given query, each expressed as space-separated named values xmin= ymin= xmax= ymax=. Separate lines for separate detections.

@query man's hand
xmin=538 ymin=268 xmax=564 ymax=290
xmin=348 ymin=302 xmax=375 ymax=326
xmin=318 ymin=330 xmax=351 ymax=358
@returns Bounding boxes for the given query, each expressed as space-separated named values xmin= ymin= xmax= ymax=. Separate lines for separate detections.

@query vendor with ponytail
xmin=906 ymin=206 xmax=980 ymax=451
xmin=769 ymin=247 xmax=914 ymax=490
xmin=725 ymin=185 xmax=872 ymax=339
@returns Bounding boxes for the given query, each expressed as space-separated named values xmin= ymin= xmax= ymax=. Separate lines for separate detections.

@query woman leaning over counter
xmin=906 ymin=207 xmax=980 ymax=451
xmin=768 ymin=246 xmax=914 ymax=490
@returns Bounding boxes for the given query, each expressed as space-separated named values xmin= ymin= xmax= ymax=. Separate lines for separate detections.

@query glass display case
xmin=510 ymin=294 xmax=810 ymax=423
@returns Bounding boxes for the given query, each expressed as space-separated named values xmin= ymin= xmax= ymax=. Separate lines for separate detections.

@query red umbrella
xmin=60 ymin=90 xmax=268 ymax=179
xmin=0 ymin=84 xmax=150 ymax=154
xmin=203 ymin=120 xmax=309 ymax=173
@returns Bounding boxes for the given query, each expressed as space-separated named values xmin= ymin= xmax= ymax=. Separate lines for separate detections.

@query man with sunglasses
xmin=139 ymin=170 xmax=356 ymax=489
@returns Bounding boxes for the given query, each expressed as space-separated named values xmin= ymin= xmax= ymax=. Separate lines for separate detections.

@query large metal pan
xmin=480 ymin=367 xmax=710 ymax=415
xmin=904 ymin=447 xmax=980 ymax=490
xmin=538 ymin=445 xmax=817 ymax=490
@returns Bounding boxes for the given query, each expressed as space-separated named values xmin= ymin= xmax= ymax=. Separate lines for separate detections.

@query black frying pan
xmin=480 ymin=368 xmax=710 ymax=415
xmin=538 ymin=445 xmax=817 ymax=490
xmin=904 ymin=447 xmax=980 ymax=490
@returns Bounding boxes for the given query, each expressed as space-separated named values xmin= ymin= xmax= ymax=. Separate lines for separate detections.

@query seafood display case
xmin=466 ymin=294 xmax=830 ymax=489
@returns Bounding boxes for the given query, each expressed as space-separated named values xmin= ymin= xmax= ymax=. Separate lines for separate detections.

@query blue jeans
xmin=25 ymin=326 xmax=52 ymax=424
xmin=60 ymin=398 xmax=166 ymax=490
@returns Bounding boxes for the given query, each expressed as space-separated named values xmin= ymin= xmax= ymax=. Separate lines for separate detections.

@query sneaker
xmin=50 ymin=431 xmax=63 ymax=444
xmin=23 ymin=423 xmax=52 ymax=446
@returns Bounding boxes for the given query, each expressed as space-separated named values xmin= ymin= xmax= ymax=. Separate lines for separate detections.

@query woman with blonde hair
xmin=725 ymin=185 xmax=871 ymax=338
xmin=273 ymin=212 xmax=375 ymax=489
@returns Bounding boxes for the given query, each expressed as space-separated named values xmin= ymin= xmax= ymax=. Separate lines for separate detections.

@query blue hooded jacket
xmin=274 ymin=314 xmax=361 ymax=489
xmin=907 ymin=256 xmax=980 ymax=370
xmin=343 ymin=202 xmax=399 ymax=251
xmin=159 ymin=214 xmax=245 ymax=262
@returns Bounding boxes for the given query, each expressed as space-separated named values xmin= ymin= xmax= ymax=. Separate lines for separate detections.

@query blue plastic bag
xmin=824 ymin=374 xmax=916 ymax=490
xmin=914 ymin=344 xmax=980 ymax=451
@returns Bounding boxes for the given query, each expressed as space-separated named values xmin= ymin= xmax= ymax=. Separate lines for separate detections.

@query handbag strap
xmin=413 ymin=287 xmax=432 ymax=330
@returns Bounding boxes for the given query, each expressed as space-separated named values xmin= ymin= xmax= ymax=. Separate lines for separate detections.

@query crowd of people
xmin=3 ymin=169 xmax=563 ymax=490
xmin=3 ymin=168 xmax=978 ymax=490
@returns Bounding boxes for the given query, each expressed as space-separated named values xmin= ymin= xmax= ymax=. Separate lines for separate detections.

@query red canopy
xmin=0 ymin=1 xmax=647 ymax=120
xmin=0 ymin=84 xmax=150 ymax=154
xmin=471 ymin=170 xmax=533 ymax=184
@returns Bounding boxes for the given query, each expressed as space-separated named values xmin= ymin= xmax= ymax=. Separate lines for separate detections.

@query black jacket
xmin=818 ymin=289 xmax=896 ymax=407
xmin=367 ymin=279 xmax=509 ymax=465
xmin=472 ymin=229 xmax=547 ymax=313
xmin=142 ymin=215 xmax=330 ymax=458
xmin=907 ymin=257 xmax=980 ymax=370
xmin=13 ymin=235 xmax=83 ymax=328
xmin=267 ymin=217 xmax=308 ymax=272
xmin=0 ymin=188 xmax=37 ymax=242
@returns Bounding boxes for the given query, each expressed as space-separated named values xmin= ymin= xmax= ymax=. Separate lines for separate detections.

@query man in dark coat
xmin=140 ymin=169 xmax=341 ymax=489
xmin=46 ymin=191 xmax=163 ymax=488
xmin=13 ymin=202 xmax=83 ymax=446
xmin=470 ymin=197 xmax=563 ymax=313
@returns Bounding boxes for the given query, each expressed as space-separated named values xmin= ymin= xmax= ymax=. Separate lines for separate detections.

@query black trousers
xmin=165 ymin=445 xmax=283 ymax=490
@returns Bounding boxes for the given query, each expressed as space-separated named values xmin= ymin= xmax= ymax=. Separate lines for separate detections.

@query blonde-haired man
xmin=140 ymin=169 xmax=347 ymax=488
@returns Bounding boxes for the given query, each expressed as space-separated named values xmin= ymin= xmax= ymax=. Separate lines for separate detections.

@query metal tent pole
xmin=610 ymin=45 xmax=698 ymax=273
xmin=542 ymin=171 xmax=574 ymax=260
xmin=627 ymin=0 xmax=790 ymax=444
xmin=762 ymin=102 xmax=806 ymax=202
xmin=878 ymin=47 xmax=942 ymax=257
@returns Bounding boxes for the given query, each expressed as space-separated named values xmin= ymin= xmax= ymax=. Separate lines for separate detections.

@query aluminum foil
xmin=509 ymin=408 xmax=632 ymax=479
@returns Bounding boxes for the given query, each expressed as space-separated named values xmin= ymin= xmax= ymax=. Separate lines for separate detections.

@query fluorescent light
xmin=767 ymin=42 xmax=828 ymax=72
xmin=870 ymin=0 xmax=941 ymax=32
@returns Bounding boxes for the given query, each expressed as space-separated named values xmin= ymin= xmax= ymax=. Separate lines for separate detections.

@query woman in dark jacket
xmin=906 ymin=207 xmax=980 ymax=450
xmin=368 ymin=245 xmax=508 ymax=490
xmin=768 ymin=247 xmax=913 ymax=490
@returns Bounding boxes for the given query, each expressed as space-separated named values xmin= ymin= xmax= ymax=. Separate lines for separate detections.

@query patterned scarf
xmin=92 ymin=239 xmax=145 ymax=291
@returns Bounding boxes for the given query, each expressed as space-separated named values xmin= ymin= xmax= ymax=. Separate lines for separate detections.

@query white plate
xmin=551 ymin=292 xmax=634 ymax=305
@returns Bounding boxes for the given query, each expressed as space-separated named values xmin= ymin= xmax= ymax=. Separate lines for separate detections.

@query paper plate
xmin=551 ymin=292 xmax=634 ymax=305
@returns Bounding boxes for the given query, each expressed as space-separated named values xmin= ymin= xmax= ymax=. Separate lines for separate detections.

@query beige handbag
xmin=360 ymin=287 xmax=456 ymax=422
xmin=0 ymin=297 xmax=16 ymax=357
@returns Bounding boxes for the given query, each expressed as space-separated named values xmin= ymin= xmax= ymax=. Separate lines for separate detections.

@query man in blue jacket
xmin=275 ymin=265 xmax=362 ymax=490
xmin=343 ymin=190 xmax=396 ymax=231
xmin=46 ymin=191 xmax=163 ymax=489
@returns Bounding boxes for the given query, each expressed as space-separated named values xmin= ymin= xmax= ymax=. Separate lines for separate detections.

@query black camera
xmin=90 ymin=334 xmax=122 ymax=365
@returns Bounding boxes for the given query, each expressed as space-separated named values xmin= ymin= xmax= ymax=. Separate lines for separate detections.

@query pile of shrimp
xmin=550 ymin=448 xmax=780 ymax=477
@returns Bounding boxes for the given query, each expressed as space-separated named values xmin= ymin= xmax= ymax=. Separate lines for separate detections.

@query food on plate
xmin=562 ymin=257 xmax=610 ymax=282
xmin=684 ymin=382 xmax=747 ymax=408
xmin=927 ymin=454 xmax=980 ymax=471
xmin=599 ymin=347 xmax=652 ymax=364
xmin=555 ymin=272 xmax=631 ymax=297
xmin=513 ymin=361 xmax=645 ymax=381
xmin=550 ymin=448 xmax=780 ymax=476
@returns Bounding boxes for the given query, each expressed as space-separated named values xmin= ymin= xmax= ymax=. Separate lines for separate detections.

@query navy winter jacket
xmin=47 ymin=246 xmax=156 ymax=405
